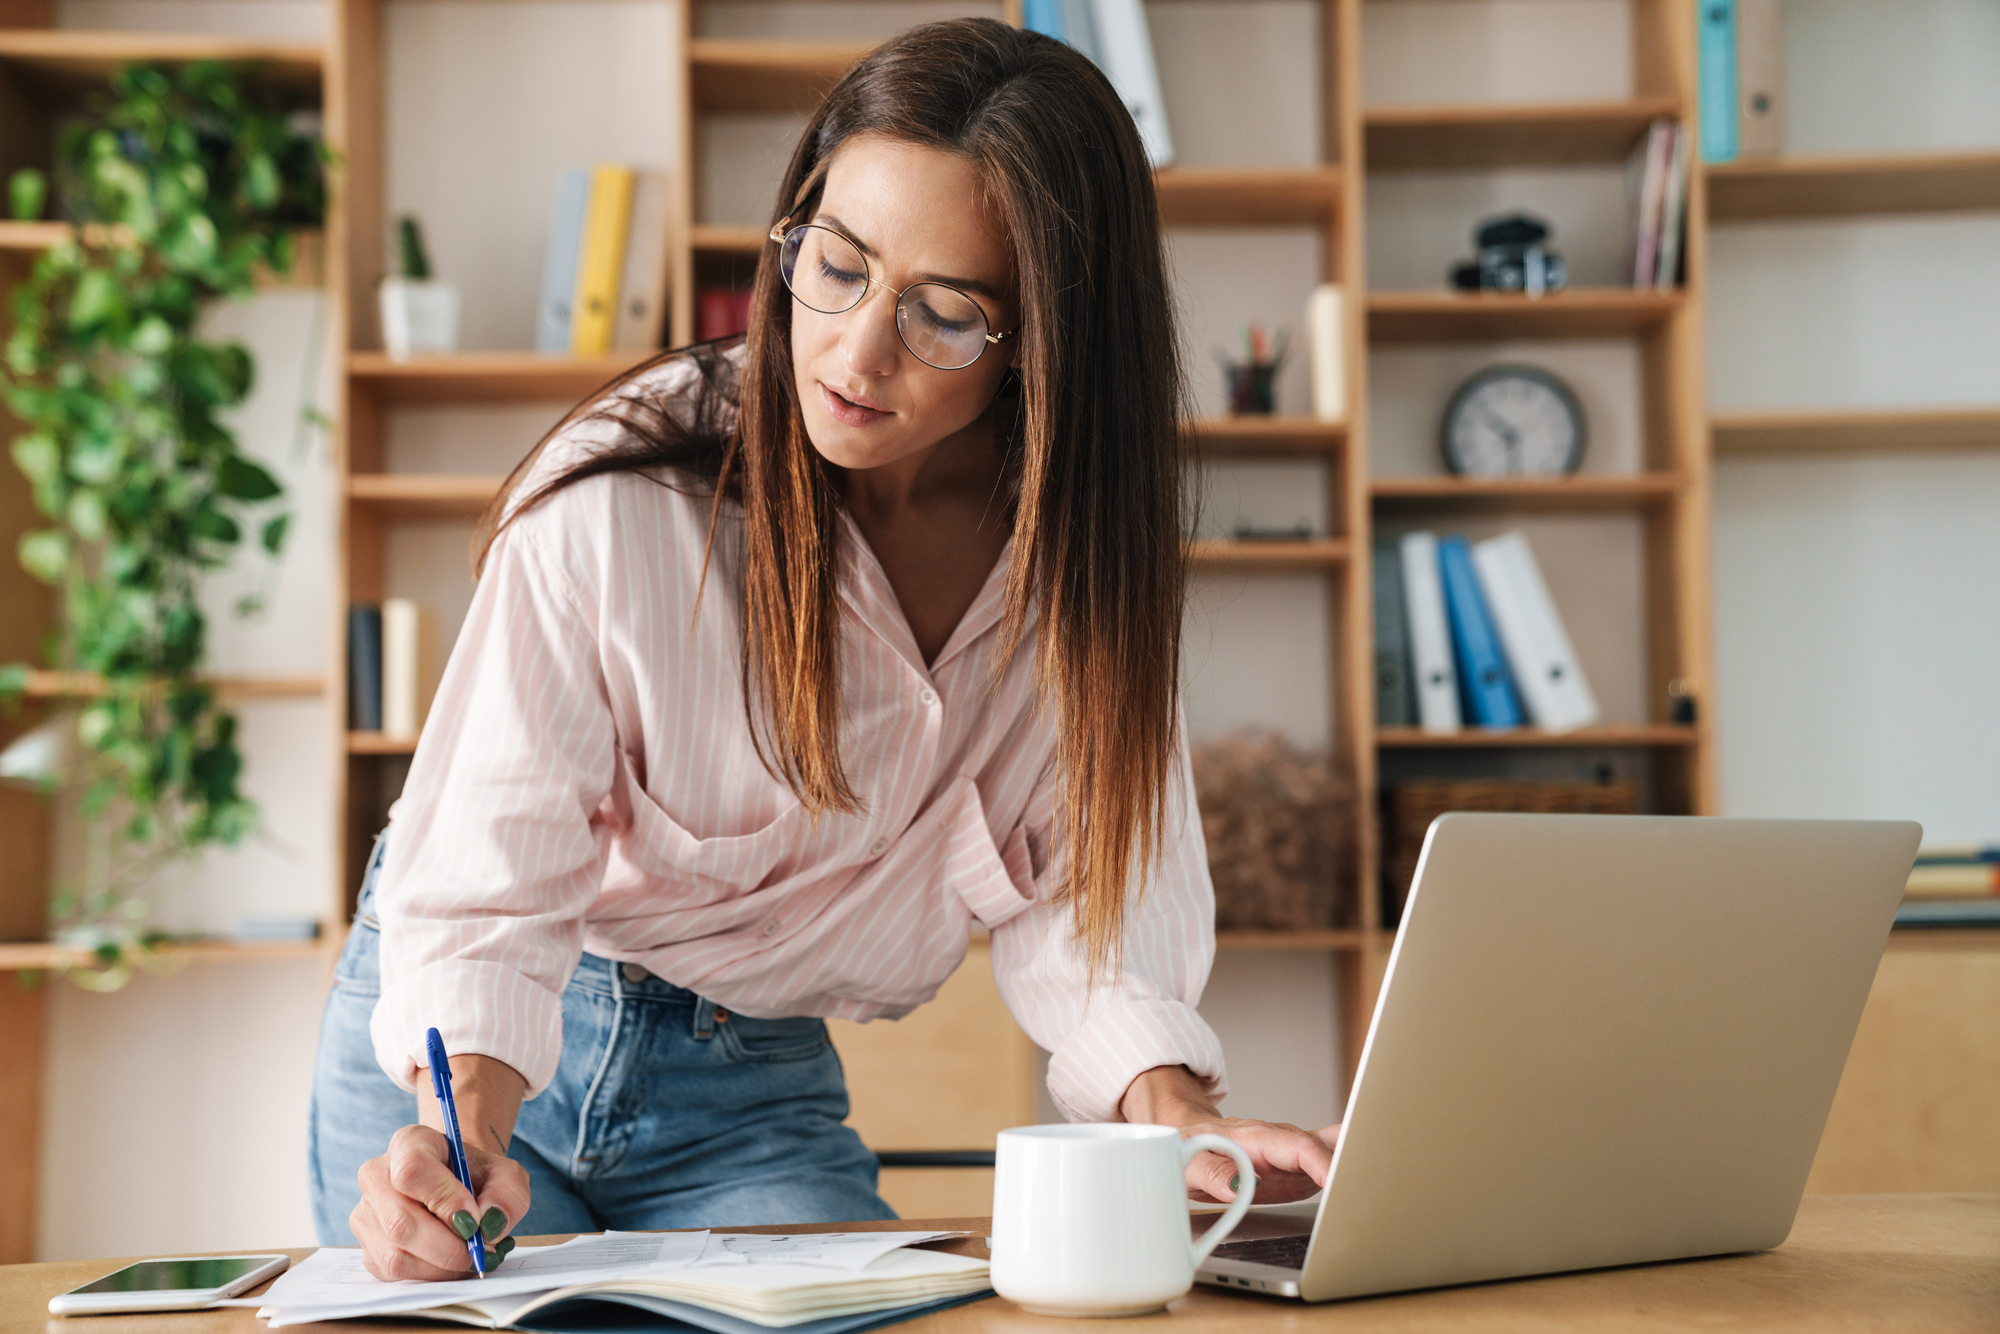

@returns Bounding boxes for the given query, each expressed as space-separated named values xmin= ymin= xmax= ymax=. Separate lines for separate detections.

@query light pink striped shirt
xmin=369 ymin=350 xmax=1226 ymax=1124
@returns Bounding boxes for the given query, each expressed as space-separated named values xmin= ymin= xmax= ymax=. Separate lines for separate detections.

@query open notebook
xmin=236 ymin=1230 xmax=992 ymax=1331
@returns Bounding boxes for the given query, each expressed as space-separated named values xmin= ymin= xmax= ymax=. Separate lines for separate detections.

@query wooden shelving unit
xmin=1711 ymin=405 xmax=2000 ymax=456
xmin=1370 ymin=473 xmax=1683 ymax=512
xmin=1706 ymin=148 xmax=2000 ymax=221
xmin=1365 ymin=96 xmax=1680 ymax=172
xmin=1376 ymin=725 xmax=1701 ymax=750
xmin=1367 ymin=288 xmax=1684 ymax=343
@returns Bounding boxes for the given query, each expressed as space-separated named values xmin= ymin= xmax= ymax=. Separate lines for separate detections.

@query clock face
xmin=1440 ymin=365 xmax=1587 ymax=478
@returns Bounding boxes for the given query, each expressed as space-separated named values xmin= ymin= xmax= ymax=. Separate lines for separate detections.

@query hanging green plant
xmin=0 ymin=60 xmax=330 ymax=975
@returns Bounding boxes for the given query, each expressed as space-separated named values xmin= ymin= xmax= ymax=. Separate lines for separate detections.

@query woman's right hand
xmin=351 ymin=1054 xmax=533 ymax=1281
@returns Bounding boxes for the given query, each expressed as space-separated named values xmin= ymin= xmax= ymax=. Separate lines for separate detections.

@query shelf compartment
xmin=689 ymin=38 xmax=870 ymax=114
xmin=1367 ymin=288 xmax=1682 ymax=343
xmin=348 ymin=473 xmax=503 ymax=520
xmin=0 ymin=29 xmax=322 ymax=97
xmin=1706 ymin=149 xmax=2000 ymax=221
xmin=1364 ymin=97 xmax=1679 ymax=172
xmin=1188 ymin=416 xmax=1345 ymax=456
xmin=14 ymin=671 xmax=323 ymax=699
xmin=1153 ymin=167 xmax=1342 ymax=228
xmin=1377 ymin=724 xmax=1699 ymax=749
xmin=1372 ymin=473 xmax=1683 ymax=512
xmin=1188 ymin=538 xmax=1349 ymax=573
xmin=1711 ymin=405 xmax=2000 ymax=456
xmin=0 ymin=936 xmax=324 ymax=973
xmin=346 ymin=351 xmax=655 ymax=404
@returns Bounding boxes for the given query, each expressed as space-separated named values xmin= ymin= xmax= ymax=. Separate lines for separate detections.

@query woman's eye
xmin=816 ymin=259 xmax=864 ymax=284
xmin=916 ymin=303 xmax=976 ymax=334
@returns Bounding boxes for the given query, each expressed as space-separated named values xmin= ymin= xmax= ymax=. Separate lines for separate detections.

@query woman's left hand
xmin=1118 ymin=1065 xmax=1341 ymax=1205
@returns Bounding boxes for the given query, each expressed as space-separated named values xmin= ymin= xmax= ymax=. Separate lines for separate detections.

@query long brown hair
xmin=479 ymin=18 xmax=1191 ymax=974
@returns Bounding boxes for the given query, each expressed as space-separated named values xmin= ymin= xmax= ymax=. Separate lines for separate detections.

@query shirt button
xmin=919 ymin=688 xmax=938 ymax=706
xmin=870 ymin=837 xmax=888 ymax=856
xmin=761 ymin=920 xmax=779 ymax=937
xmin=621 ymin=962 xmax=648 ymax=984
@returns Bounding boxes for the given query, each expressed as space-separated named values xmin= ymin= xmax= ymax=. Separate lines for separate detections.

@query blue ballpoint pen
xmin=425 ymin=1027 xmax=487 ymax=1278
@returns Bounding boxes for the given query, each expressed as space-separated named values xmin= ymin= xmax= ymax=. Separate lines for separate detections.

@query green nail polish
xmin=480 ymin=1207 xmax=508 ymax=1243
xmin=1229 ymin=1174 xmax=1240 ymax=1192
xmin=496 ymin=1237 xmax=517 ymax=1261
xmin=450 ymin=1210 xmax=477 ymax=1240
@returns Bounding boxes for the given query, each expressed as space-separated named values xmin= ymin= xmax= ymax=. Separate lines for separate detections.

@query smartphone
xmin=48 ymin=1253 xmax=290 ymax=1316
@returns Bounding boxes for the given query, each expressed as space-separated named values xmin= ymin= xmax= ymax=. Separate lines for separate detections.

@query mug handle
xmin=1181 ymin=1134 xmax=1257 ymax=1268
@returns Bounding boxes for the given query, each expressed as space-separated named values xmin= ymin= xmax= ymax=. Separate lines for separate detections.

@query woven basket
xmin=1191 ymin=733 xmax=1358 ymax=931
xmin=1382 ymin=777 xmax=1639 ymax=924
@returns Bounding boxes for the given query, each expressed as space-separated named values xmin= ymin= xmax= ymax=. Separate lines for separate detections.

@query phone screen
xmin=71 ymin=1257 xmax=270 ymax=1294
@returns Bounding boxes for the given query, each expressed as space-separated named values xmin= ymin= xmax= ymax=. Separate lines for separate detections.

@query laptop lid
xmin=1297 ymin=813 xmax=1919 ymax=1302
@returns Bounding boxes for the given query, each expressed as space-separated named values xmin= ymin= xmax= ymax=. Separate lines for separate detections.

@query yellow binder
xmin=570 ymin=163 xmax=635 ymax=356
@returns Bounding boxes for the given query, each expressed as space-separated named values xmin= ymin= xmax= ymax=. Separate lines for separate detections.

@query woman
xmin=310 ymin=17 xmax=1340 ymax=1281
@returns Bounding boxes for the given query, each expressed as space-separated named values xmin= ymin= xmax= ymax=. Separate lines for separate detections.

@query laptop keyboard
xmin=1209 ymin=1234 xmax=1310 ymax=1270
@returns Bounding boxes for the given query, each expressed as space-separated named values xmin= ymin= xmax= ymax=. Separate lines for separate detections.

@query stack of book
xmin=1628 ymin=117 xmax=1691 ymax=290
xmin=536 ymin=165 xmax=674 ymax=356
xmin=1896 ymin=845 xmax=2000 ymax=928
xmin=1374 ymin=530 xmax=1599 ymax=736
xmin=348 ymin=600 xmax=438 ymax=742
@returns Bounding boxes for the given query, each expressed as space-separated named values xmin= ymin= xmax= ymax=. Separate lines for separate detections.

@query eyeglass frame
xmin=767 ymin=215 xmax=1019 ymax=369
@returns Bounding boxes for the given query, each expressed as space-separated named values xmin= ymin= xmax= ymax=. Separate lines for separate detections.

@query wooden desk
xmin=3 ymin=1196 xmax=1994 ymax=1334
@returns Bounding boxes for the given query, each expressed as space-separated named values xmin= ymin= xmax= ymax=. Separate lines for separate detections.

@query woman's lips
xmin=820 ymin=382 xmax=892 ymax=427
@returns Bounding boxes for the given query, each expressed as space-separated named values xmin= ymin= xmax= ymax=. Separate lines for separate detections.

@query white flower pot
xmin=379 ymin=277 xmax=460 ymax=360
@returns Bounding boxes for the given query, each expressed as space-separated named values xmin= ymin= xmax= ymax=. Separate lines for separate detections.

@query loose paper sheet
xmin=220 ymin=1229 xmax=707 ymax=1316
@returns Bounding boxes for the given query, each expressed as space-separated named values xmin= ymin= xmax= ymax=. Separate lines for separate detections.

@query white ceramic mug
xmin=989 ymin=1124 xmax=1257 ymax=1316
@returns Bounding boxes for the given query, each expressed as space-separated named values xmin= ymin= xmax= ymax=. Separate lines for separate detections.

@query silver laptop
xmin=1194 ymin=812 xmax=1920 ymax=1302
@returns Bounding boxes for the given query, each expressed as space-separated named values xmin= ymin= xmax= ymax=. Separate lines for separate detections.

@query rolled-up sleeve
xmin=368 ymin=502 xmax=618 ymax=1098
xmin=987 ymin=718 xmax=1227 ymax=1123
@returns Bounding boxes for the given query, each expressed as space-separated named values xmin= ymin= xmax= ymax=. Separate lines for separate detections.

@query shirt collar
xmin=834 ymin=506 xmax=1016 ymax=679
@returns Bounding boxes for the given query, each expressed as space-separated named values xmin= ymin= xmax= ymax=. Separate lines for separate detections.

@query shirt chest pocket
xmin=607 ymin=753 xmax=805 ymax=891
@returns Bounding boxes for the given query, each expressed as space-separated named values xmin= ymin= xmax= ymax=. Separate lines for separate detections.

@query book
xmin=347 ymin=604 xmax=383 ymax=732
xmin=614 ymin=168 xmax=674 ymax=352
xmin=1697 ymin=0 xmax=1739 ymax=163
xmin=1399 ymin=531 xmax=1461 ymax=734
xmin=699 ymin=287 xmax=756 ymax=341
xmin=1653 ymin=121 xmax=1691 ymax=290
xmin=1895 ymin=899 xmax=2000 ymax=928
xmin=1437 ymin=535 xmax=1523 ymax=729
xmin=1373 ymin=538 xmax=1416 ymax=728
xmin=250 ymin=1230 xmax=991 ymax=1331
xmin=1629 ymin=117 xmax=1674 ymax=288
xmin=572 ymin=163 xmax=637 ymax=356
xmin=535 ymin=168 xmax=590 ymax=354
xmin=1916 ymin=844 xmax=2000 ymax=865
xmin=381 ymin=598 xmax=438 ymax=742
xmin=1086 ymin=0 xmax=1174 ymax=167
xmin=1021 ymin=0 xmax=1066 ymax=43
xmin=1307 ymin=283 xmax=1345 ymax=422
xmin=1905 ymin=864 xmax=2000 ymax=899
xmin=1471 ymin=531 xmax=1598 ymax=733
xmin=1736 ymin=0 xmax=1785 ymax=158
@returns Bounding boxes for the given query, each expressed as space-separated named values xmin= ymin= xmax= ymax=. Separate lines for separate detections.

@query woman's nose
xmin=839 ymin=283 xmax=903 ymax=377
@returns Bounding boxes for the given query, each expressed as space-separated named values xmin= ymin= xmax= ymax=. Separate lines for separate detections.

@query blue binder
xmin=1438 ymin=536 xmax=1522 ymax=728
xmin=1697 ymin=0 xmax=1738 ymax=163
xmin=535 ymin=167 xmax=591 ymax=353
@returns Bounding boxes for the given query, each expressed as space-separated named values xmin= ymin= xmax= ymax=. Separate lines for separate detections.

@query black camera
xmin=1449 ymin=213 xmax=1568 ymax=295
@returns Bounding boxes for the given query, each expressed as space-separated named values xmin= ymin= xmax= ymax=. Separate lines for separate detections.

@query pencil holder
xmin=1225 ymin=361 xmax=1278 ymax=415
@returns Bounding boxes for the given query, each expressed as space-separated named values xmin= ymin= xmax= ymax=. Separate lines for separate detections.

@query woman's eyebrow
xmin=816 ymin=213 xmax=1004 ymax=302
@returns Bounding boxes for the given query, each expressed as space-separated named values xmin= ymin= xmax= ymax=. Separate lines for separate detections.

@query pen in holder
xmin=1217 ymin=322 xmax=1288 ymax=416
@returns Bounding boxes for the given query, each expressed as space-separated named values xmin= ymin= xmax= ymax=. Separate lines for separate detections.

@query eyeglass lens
xmin=779 ymin=225 xmax=992 ymax=371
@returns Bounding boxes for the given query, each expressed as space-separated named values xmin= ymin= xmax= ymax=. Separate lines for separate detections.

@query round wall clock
xmin=1440 ymin=364 xmax=1587 ymax=478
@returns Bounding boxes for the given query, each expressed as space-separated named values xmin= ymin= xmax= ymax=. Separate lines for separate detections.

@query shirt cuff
xmin=1045 ymin=997 xmax=1229 ymax=1124
xmin=370 ymin=958 xmax=569 ymax=1098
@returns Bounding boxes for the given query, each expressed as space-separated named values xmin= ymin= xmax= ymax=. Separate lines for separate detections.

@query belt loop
xmin=692 ymin=997 xmax=716 ymax=1041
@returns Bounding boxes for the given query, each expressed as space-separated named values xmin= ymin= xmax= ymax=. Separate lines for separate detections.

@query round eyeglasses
xmin=769 ymin=218 xmax=1016 ymax=371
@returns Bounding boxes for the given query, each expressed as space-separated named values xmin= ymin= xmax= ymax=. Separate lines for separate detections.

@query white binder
xmin=1400 ymin=531 xmax=1461 ymax=733
xmin=1471 ymin=531 xmax=1598 ymax=733
xmin=1088 ymin=0 xmax=1174 ymax=167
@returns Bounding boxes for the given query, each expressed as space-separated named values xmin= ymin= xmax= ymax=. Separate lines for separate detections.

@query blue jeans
xmin=307 ymin=833 xmax=895 ymax=1244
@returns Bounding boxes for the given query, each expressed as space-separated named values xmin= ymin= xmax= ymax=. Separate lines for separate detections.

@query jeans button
xmin=621 ymin=962 xmax=649 ymax=984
